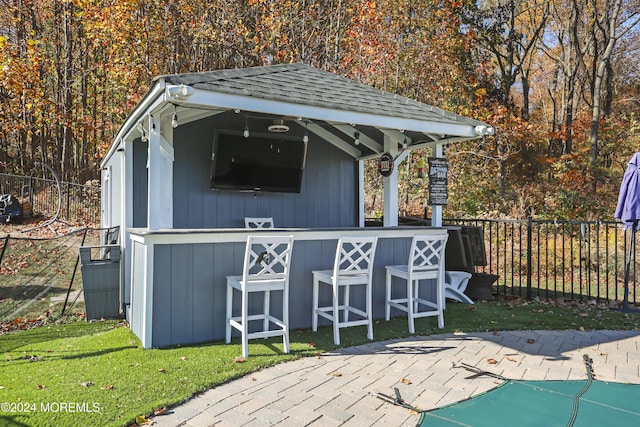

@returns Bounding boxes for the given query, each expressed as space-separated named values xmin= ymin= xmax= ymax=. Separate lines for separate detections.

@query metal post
xmin=0 ymin=235 xmax=9 ymax=267
xmin=61 ymin=227 xmax=88 ymax=316
xmin=526 ymin=216 xmax=533 ymax=300
xmin=66 ymin=181 xmax=70 ymax=222
xmin=29 ymin=175 xmax=33 ymax=207
xmin=623 ymin=222 xmax=637 ymax=309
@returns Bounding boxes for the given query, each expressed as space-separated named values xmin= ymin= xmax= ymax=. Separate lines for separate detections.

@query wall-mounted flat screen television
xmin=210 ymin=130 xmax=307 ymax=193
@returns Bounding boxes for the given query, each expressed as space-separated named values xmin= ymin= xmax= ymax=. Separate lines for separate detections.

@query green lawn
xmin=1 ymin=301 xmax=639 ymax=427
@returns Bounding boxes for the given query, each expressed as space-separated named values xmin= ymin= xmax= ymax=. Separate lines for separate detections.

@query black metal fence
xmin=0 ymin=173 xmax=100 ymax=225
xmin=445 ymin=218 xmax=635 ymax=304
xmin=1 ymin=174 xmax=633 ymax=304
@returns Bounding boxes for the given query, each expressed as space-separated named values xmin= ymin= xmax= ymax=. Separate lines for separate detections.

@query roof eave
xmin=177 ymin=88 xmax=488 ymax=138
xmin=100 ymin=79 xmax=167 ymax=167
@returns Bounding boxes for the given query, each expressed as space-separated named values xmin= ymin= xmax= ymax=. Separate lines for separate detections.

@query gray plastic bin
xmin=79 ymin=245 xmax=121 ymax=320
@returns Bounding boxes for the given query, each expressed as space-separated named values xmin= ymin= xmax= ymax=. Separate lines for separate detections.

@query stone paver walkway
xmin=150 ymin=330 xmax=640 ymax=426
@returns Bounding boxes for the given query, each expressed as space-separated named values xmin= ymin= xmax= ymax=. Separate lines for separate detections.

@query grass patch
xmin=1 ymin=300 xmax=639 ymax=427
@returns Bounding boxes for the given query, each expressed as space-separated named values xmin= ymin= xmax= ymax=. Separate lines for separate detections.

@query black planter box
xmin=465 ymin=273 xmax=498 ymax=301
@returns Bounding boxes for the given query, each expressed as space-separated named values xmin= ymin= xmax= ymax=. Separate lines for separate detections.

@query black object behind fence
xmin=444 ymin=218 xmax=635 ymax=304
xmin=0 ymin=173 xmax=99 ymax=225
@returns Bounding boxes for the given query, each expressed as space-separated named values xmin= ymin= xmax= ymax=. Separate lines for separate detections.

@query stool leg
xmin=385 ymin=270 xmax=392 ymax=321
xmin=264 ymin=290 xmax=270 ymax=337
xmin=225 ymin=283 xmax=233 ymax=344
xmin=344 ymin=284 xmax=350 ymax=322
xmin=333 ymin=280 xmax=340 ymax=346
xmin=407 ymin=278 xmax=415 ymax=334
xmin=283 ymin=286 xmax=290 ymax=354
xmin=437 ymin=276 xmax=444 ymax=329
xmin=241 ymin=285 xmax=249 ymax=359
xmin=312 ymin=275 xmax=319 ymax=332
xmin=366 ymin=281 xmax=373 ymax=340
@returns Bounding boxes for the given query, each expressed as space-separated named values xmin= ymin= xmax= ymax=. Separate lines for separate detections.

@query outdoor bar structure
xmin=100 ymin=64 xmax=493 ymax=349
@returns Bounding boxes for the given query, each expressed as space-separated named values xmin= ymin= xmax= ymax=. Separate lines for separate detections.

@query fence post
xmin=66 ymin=181 xmax=70 ymax=222
xmin=0 ymin=235 xmax=9 ymax=267
xmin=527 ymin=216 xmax=533 ymax=300
xmin=29 ymin=175 xmax=34 ymax=207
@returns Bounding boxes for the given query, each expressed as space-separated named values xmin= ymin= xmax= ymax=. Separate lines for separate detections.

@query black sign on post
xmin=378 ymin=152 xmax=394 ymax=177
xmin=428 ymin=157 xmax=448 ymax=206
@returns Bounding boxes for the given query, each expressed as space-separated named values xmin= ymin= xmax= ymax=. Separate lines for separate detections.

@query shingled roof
xmin=158 ymin=63 xmax=483 ymax=127
xmin=105 ymin=63 xmax=492 ymax=164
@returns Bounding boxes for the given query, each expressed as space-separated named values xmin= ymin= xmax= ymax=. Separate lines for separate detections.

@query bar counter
xmin=127 ymin=226 xmax=450 ymax=348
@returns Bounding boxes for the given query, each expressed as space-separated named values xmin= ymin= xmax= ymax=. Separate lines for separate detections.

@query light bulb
xmin=171 ymin=113 xmax=178 ymax=128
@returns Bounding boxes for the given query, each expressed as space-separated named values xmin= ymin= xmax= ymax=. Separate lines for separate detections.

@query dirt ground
xmin=0 ymin=215 xmax=89 ymax=238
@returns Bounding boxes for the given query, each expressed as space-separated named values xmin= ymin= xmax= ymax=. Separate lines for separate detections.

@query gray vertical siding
xmin=171 ymin=113 xmax=358 ymax=229
xmin=146 ymin=235 xmax=439 ymax=348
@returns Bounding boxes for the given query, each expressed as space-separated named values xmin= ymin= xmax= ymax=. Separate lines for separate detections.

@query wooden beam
xmin=306 ymin=122 xmax=362 ymax=158
xmin=332 ymin=124 xmax=383 ymax=153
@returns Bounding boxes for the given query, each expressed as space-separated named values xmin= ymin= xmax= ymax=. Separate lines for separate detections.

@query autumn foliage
xmin=1 ymin=0 xmax=638 ymax=219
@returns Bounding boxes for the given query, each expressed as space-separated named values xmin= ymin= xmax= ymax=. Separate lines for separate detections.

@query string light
xmin=243 ymin=115 xmax=250 ymax=138
xmin=171 ymin=106 xmax=178 ymax=128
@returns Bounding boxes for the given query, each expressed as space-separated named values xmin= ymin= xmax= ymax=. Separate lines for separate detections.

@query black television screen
xmin=210 ymin=130 xmax=307 ymax=193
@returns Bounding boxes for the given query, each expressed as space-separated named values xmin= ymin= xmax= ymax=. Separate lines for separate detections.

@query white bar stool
xmin=225 ymin=235 xmax=294 ymax=358
xmin=385 ymin=234 xmax=448 ymax=333
xmin=244 ymin=217 xmax=275 ymax=228
xmin=312 ymin=236 xmax=378 ymax=345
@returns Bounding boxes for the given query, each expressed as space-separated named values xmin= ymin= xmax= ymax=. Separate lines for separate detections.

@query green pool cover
xmin=418 ymin=379 xmax=640 ymax=426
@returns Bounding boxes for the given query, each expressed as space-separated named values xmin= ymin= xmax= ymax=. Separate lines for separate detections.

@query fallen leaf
xmin=153 ymin=406 xmax=167 ymax=416
xmin=487 ymin=358 xmax=498 ymax=364
xmin=158 ymin=368 xmax=166 ymax=373
xmin=493 ymin=331 xmax=500 ymax=336
xmin=506 ymin=357 xmax=517 ymax=362
xmin=234 ymin=357 xmax=246 ymax=363
xmin=80 ymin=381 xmax=93 ymax=387
xmin=579 ymin=326 xmax=585 ymax=332
xmin=37 ymin=384 xmax=45 ymax=389
xmin=180 ymin=356 xmax=187 ymax=361
xmin=467 ymin=306 xmax=477 ymax=311
xmin=315 ymin=352 xmax=322 ymax=359
xmin=332 ymin=371 xmax=342 ymax=377
xmin=308 ymin=342 xmax=316 ymax=348
xmin=104 ymin=384 xmax=114 ymax=390
xmin=527 ymin=338 xmax=536 ymax=344
xmin=401 ymin=377 xmax=412 ymax=385
xmin=135 ymin=415 xmax=148 ymax=425
xmin=579 ymin=313 xmax=588 ymax=318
